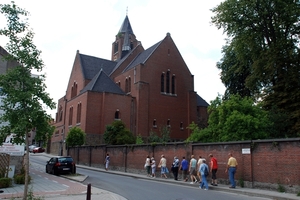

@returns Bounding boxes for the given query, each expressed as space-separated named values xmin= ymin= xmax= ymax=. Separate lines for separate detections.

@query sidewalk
xmin=0 ymin=153 xmax=299 ymax=200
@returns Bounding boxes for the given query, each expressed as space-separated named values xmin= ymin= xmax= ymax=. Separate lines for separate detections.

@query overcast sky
xmin=0 ymin=0 xmax=226 ymax=118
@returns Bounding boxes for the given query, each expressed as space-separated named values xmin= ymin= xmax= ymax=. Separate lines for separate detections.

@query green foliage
xmin=0 ymin=2 xmax=55 ymax=197
xmin=186 ymin=95 xmax=272 ymax=142
xmin=103 ymin=120 xmax=135 ymax=145
xmin=238 ymin=178 xmax=244 ymax=188
xmin=160 ymin=126 xmax=170 ymax=142
xmin=14 ymin=168 xmax=31 ymax=184
xmin=66 ymin=127 xmax=85 ymax=147
xmin=211 ymin=0 xmax=300 ymax=135
xmin=0 ymin=2 xmax=55 ymax=145
xmin=0 ymin=177 xmax=12 ymax=188
xmin=277 ymin=184 xmax=285 ymax=193
xmin=148 ymin=130 xmax=162 ymax=143
xmin=135 ymin=134 xmax=144 ymax=144
xmin=148 ymin=126 xmax=171 ymax=143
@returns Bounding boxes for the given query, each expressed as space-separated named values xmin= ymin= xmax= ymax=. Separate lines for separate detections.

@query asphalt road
xmin=30 ymin=155 xmax=270 ymax=200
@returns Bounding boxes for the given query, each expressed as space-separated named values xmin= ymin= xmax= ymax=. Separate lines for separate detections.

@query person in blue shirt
xmin=180 ymin=156 xmax=189 ymax=182
xmin=199 ymin=159 xmax=209 ymax=190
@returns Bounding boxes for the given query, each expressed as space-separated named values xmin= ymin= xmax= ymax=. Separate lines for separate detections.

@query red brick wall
xmin=68 ymin=138 xmax=300 ymax=192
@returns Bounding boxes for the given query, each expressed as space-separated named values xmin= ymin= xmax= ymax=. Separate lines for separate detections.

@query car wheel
xmin=53 ymin=168 xmax=59 ymax=176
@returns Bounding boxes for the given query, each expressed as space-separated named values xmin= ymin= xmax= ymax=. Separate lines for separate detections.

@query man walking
xmin=189 ymin=155 xmax=197 ymax=184
xmin=209 ymin=154 xmax=218 ymax=186
xmin=225 ymin=153 xmax=238 ymax=188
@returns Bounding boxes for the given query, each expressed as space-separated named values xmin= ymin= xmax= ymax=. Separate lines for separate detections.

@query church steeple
xmin=111 ymin=15 xmax=138 ymax=61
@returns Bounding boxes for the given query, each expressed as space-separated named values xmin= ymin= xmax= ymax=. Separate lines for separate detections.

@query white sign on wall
xmin=242 ymin=148 xmax=251 ymax=154
xmin=0 ymin=143 xmax=25 ymax=156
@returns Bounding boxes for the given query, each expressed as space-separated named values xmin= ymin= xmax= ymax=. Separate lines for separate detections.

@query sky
xmin=0 ymin=0 xmax=226 ymax=119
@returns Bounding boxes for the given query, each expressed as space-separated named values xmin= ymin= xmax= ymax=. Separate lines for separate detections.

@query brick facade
xmin=67 ymin=138 xmax=300 ymax=193
xmin=51 ymin=16 xmax=208 ymax=150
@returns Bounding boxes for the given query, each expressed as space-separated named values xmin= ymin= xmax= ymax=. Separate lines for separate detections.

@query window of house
xmin=115 ymin=110 xmax=120 ymax=120
xmin=114 ymin=42 xmax=118 ymax=53
xmin=128 ymin=77 xmax=131 ymax=92
xmin=69 ymin=107 xmax=73 ymax=126
xmin=125 ymin=79 xmax=129 ymax=93
xmin=172 ymin=75 xmax=176 ymax=94
xmin=76 ymin=103 xmax=81 ymax=124
xmin=161 ymin=73 xmax=165 ymax=93
xmin=167 ymin=119 xmax=171 ymax=128
xmin=180 ymin=122 xmax=184 ymax=130
xmin=71 ymin=82 xmax=77 ymax=98
xmin=166 ymin=71 xmax=170 ymax=93
xmin=153 ymin=119 xmax=157 ymax=128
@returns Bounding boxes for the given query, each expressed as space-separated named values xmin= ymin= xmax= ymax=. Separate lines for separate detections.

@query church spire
xmin=111 ymin=14 xmax=138 ymax=61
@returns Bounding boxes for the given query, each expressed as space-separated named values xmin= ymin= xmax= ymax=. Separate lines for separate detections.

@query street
xmin=30 ymin=154 xmax=271 ymax=200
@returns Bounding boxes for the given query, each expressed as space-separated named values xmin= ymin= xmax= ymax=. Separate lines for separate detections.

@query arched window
xmin=69 ymin=107 xmax=73 ymax=126
xmin=128 ymin=77 xmax=131 ymax=92
xmin=167 ymin=119 xmax=171 ymax=128
xmin=153 ymin=119 xmax=157 ymax=128
xmin=115 ymin=110 xmax=120 ymax=119
xmin=125 ymin=79 xmax=129 ymax=93
xmin=166 ymin=71 xmax=170 ymax=93
xmin=76 ymin=103 xmax=81 ymax=124
xmin=180 ymin=122 xmax=184 ymax=130
xmin=172 ymin=75 xmax=176 ymax=94
xmin=114 ymin=42 xmax=118 ymax=53
xmin=161 ymin=73 xmax=165 ymax=93
xmin=71 ymin=82 xmax=78 ymax=98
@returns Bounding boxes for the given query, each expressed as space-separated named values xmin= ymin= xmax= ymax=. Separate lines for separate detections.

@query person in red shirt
xmin=209 ymin=154 xmax=218 ymax=186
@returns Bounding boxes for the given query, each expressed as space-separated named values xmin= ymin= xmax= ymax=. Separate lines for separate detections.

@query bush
xmin=0 ymin=177 xmax=12 ymax=188
xmin=13 ymin=167 xmax=31 ymax=184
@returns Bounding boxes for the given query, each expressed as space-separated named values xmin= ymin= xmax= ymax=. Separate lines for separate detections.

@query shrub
xmin=13 ymin=167 xmax=31 ymax=184
xmin=0 ymin=177 xmax=12 ymax=188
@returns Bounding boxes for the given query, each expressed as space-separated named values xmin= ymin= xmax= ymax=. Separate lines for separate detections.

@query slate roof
xmin=79 ymin=54 xmax=117 ymax=80
xmin=122 ymin=40 xmax=162 ymax=72
xmin=119 ymin=15 xmax=134 ymax=35
xmin=197 ymin=94 xmax=209 ymax=107
xmin=80 ymin=69 xmax=125 ymax=95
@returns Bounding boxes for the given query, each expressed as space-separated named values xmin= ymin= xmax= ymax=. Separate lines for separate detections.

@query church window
xmin=114 ymin=42 xmax=118 ymax=53
xmin=171 ymin=75 xmax=176 ymax=94
xmin=71 ymin=82 xmax=78 ymax=98
xmin=76 ymin=103 xmax=81 ymax=124
xmin=161 ymin=73 xmax=165 ymax=93
xmin=69 ymin=106 xmax=73 ymax=126
xmin=125 ymin=79 xmax=129 ymax=93
xmin=180 ymin=122 xmax=184 ymax=130
xmin=115 ymin=110 xmax=120 ymax=120
xmin=166 ymin=71 xmax=170 ymax=93
xmin=153 ymin=119 xmax=157 ymax=128
xmin=130 ymin=42 xmax=133 ymax=50
xmin=128 ymin=77 xmax=131 ymax=92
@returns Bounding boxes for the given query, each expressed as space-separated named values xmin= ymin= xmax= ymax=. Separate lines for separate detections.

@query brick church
xmin=52 ymin=15 xmax=209 ymax=149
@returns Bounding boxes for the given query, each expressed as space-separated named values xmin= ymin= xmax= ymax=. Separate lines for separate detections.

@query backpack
xmin=204 ymin=165 xmax=209 ymax=177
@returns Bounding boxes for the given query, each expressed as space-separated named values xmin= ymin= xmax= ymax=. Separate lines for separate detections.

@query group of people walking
xmin=144 ymin=153 xmax=238 ymax=190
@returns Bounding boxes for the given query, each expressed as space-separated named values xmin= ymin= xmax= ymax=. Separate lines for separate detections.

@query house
xmin=51 ymin=15 xmax=209 ymax=153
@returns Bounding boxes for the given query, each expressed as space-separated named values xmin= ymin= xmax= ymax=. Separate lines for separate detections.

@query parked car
xmin=32 ymin=147 xmax=45 ymax=153
xmin=46 ymin=156 xmax=76 ymax=175
xmin=28 ymin=145 xmax=37 ymax=153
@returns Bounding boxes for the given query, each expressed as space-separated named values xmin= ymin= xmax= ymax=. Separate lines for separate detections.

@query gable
xmin=79 ymin=53 xmax=117 ymax=80
xmin=80 ymin=69 xmax=125 ymax=95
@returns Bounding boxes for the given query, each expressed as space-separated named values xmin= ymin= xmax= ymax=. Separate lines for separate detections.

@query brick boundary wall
xmin=64 ymin=138 xmax=300 ymax=193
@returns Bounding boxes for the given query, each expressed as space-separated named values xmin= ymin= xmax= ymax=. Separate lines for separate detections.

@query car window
xmin=58 ymin=157 xmax=73 ymax=163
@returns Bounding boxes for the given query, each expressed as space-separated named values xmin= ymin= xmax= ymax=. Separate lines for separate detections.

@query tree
xmin=66 ymin=127 xmax=85 ymax=147
xmin=103 ymin=120 xmax=135 ymax=145
xmin=186 ymin=95 xmax=272 ymax=142
xmin=211 ymin=0 xmax=300 ymax=136
xmin=0 ymin=2 xmax=55 ymax=199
